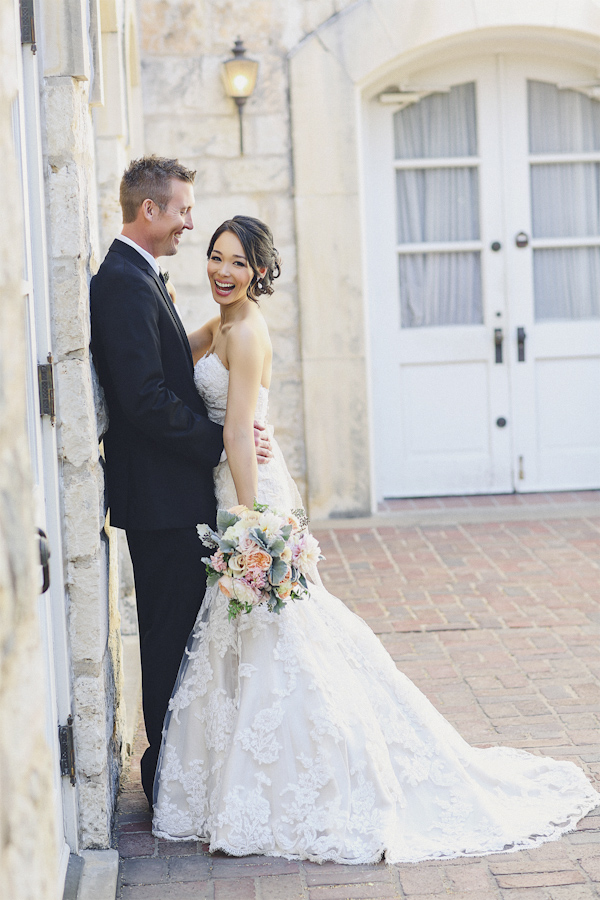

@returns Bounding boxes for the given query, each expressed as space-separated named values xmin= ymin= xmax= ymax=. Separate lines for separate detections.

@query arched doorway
xmin=364 ymin=53 xmax=600 ymax=499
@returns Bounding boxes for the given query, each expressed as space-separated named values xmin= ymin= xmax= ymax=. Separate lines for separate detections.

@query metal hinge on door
xmin=19 ymin=0 xmax=36 ymax=51
xmin=38 ymin=355 xmax=55 ymax=423
xmin=59 ymin=715 xmax=76 ymax=785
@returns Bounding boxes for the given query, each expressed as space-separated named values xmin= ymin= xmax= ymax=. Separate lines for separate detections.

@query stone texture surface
xmin=41 ymin=5 xmax=137 ymax=848
xmin=135 ymin=0 xmax=359 ymax=502
xmin=113 ymin=503 xmax=600 ymax=900
xmin=0 ymin=4 xmax=59 ymax=898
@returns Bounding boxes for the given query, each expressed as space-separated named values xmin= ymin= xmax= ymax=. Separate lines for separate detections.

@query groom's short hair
xmin=120 ymin=156 xmax=196 ymax=223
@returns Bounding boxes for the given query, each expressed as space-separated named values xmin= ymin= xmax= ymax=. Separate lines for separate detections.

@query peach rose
xmin=228 ymin=504 xmax=249 ymax=516
xmin=277 ymin=579 xmax=292 ymax=599
xmin=244 ymin=547 xmax=272 ymax=571
xmin=218 ymin=576 xmax=234 ymax=597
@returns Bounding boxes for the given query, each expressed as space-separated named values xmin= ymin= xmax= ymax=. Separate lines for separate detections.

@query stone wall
xmin=137 ymin=0 xmax=365 ymax=502
xmin=39 ymin=0 xmax=125 ymax=848
xmin=95 ymin=0 xmax=145 ymax=258
xmin=0 ymin=3 xmax=59 ymax=897
xmin=93 ymin=0 xmax=145 ymax=765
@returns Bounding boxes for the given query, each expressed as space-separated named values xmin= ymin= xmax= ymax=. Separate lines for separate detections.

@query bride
xmin=152 ymin=215 xmax=599 ymax=864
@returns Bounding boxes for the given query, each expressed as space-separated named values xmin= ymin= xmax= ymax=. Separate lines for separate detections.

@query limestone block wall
xmin=40 ymin=0 xmax=125 ymax=848
xmin=95 ymin=0 xmax=145 ymax=258
xmin=0 ymin=4 xmax=58 ymax=897
xmin=137 ymin=0 xmax=365 ymax=503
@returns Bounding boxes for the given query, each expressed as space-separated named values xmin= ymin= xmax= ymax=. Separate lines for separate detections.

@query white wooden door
xmin=14 ymin=16 xmax=79 ymax=891
xmin=364 ymin=55 xmax=600 ymax=499
xmin=502 ymin=60 xmax=600 ymax=492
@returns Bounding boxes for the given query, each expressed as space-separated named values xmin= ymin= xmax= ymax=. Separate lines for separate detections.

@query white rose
xmin=223 ymin=519 xmax=246 ymax=542
xmin=280 ymin=546 xmax=292 ymax=563
xmin=232 ymin=579 xmax=262 ymax=607
xmin=228 ymin=553 xmax=246 ymax=575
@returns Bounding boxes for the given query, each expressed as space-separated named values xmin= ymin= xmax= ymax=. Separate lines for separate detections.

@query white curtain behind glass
xmin=394 ymin=83 xmax=482 ymax=327
xmin=394 ymin=82 xmax=477 ymax=158
xmin=529 ymin=81 xmax=600 ymax=320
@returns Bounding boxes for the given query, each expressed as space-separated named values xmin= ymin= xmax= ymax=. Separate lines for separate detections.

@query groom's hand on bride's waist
xmin=254 ymin=422 xmax=273 ymax=464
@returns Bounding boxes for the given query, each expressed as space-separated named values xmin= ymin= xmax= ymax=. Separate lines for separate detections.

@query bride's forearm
xmin=224 ymin=428 xmax=258 ymax=508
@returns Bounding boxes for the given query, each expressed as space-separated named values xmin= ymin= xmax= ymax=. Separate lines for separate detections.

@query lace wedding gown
xmin=152 ymin=351 xmax=599 ymax=864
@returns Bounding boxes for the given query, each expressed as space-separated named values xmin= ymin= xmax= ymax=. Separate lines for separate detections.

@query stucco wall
xmin=0 ymin=3 xmax=59 ymax=898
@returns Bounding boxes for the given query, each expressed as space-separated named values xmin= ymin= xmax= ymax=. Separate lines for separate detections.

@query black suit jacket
xmin=90 ymin=239 xmax=224 ymax=530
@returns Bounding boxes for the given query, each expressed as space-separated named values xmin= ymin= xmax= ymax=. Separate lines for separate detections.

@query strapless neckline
xmin=194 ymin=351 xmax=269 ymax=427
xmin=200 ymin=352 xmax=269 ymax=394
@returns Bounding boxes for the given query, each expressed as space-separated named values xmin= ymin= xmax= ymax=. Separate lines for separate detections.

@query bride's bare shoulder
xmin=231 ymin=306 xmax=270 ymax=347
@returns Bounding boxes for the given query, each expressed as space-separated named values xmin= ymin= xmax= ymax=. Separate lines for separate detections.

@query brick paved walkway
xmin=114 ymin=497 xmax=600 ymax=900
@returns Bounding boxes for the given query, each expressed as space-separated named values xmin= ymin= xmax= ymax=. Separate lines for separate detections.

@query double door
xmin=365 ymin=55 xmax=600 ymax=498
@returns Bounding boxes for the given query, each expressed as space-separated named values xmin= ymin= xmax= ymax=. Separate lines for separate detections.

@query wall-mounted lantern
xmin=222 ymin=39 xmax=259 ymax=155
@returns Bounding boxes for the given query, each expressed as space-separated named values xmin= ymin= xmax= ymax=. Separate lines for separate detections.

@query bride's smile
xmin=207 ymin=231 xmax=254 ymax=308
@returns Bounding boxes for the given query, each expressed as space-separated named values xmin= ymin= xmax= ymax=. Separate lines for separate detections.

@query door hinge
xmin=19 ymin=0 xmax=36 ymax=51
xmin=59 ymin=715 xmax=76 ymax=785
xmin=38 ymin=355 xmax=55 ymax=423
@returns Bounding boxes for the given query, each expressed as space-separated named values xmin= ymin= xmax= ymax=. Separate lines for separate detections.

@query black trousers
xmin=126 ymin=526 xmax=207 ymax=805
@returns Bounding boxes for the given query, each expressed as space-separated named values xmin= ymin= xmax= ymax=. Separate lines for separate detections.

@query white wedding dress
xmin=152 ymin=352 xmax=599 ymax=864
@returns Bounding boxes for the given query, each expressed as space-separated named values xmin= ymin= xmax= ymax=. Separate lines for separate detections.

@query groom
xmin=90 ymin=156 xmax=268 ymax=805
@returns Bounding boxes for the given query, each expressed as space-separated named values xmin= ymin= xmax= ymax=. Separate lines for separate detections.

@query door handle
xmin=494 ymin=328 xmax=503 ymax=364
xmin=37 ymin=527 xmax=51 ymax=594
xmin=517 ymin=327 xmax=526 ymax=362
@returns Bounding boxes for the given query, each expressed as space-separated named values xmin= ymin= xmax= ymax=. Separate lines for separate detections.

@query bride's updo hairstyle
xmin=207 ymin=215 xmax=281 ymax=302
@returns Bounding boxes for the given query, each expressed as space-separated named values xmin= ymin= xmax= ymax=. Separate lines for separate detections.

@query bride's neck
xmin=220 ymin=296 xmax=252 ymax=326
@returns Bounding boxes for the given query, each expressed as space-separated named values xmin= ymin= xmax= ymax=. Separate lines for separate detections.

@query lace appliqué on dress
xmin=152 ymin=351 xmax=600 ymax=863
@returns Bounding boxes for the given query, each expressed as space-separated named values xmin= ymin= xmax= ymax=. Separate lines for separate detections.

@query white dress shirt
xmin=116 ymin=234 xmax=160 ymax=276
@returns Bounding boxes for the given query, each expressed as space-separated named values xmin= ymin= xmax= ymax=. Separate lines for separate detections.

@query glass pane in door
xmin=395 ymin=168 xmax=480 ymax=242
xmin=398 ymin=252 xmax=482 ymax=327
xmin=533 ymin=247 xmax=600 ymax=319
xmin=394 ymin=83 xmax=482 ymax=327
xmin=528 ymin=80 xmax=600 ymax=320
xmin=528 ymin=81 xmax=600 ymax=153
xmin=394 ymin=82 xmax=478 ymax=157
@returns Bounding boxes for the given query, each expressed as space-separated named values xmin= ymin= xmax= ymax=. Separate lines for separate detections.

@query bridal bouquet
xmin=197 ymin=502 xmax=323 ymax=621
